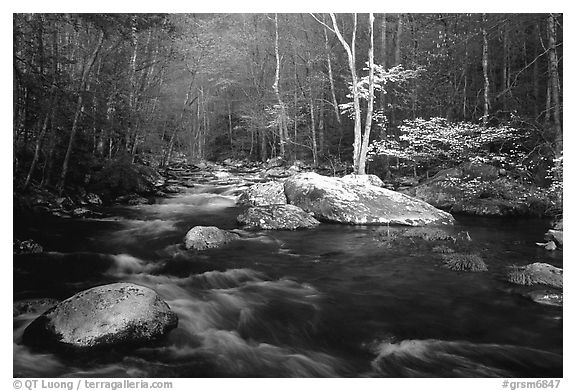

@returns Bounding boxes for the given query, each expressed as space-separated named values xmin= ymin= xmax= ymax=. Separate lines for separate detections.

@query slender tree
xmin=57 ymin=26 xmax=105 ymax=194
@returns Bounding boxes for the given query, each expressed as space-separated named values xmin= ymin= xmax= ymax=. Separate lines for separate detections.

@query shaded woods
xmin=13 ymin=13 xmax=562 ymax=207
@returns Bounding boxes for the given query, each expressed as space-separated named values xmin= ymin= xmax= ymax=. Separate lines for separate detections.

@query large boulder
xmin=342 ymin=174 xmax=384 ymax=187
xmin=237 ymin=204 xmax=320 ymax=230
xmin=92 ymin=159 xmax=164 ymax=200
xmin=407 ymin=162 xmax=554 ymax=217
xmin=284 ymin=172 xmax=454 ymax=226
xmin=507 ymin=263 xmax=563 ymax=289
xmin=184 ymin=226 xmax=239 ymax=250
xmin=238 ymin=181 xmax=287 ymax=206
xmin=22 ymin=283 xmax=178 ymax=350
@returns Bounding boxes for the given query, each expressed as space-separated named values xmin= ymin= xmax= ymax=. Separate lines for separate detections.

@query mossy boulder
xmin=22 ymin=283 xmax=178 ymax=350
xmin=401 ymin=227 xmax=456 ymax=241
xmin=441 ymin=253 xmax=487 ymax=272
xmin=507 ymin=263 xmax=562 ymax=288
xmin=184 ymin=226 xmax=240 ymax=250
xmin=92 ymin=159 xmax=164 ymax=200
xmin=237 ymin=204 xmax=320 ymax=230
xmin=408 ymin=162 xmax=555 ymax=217
xmin=238 ymin=181 xmax=287 ymax=206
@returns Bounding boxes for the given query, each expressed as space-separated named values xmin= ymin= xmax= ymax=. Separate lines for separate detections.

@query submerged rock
xmin=13 ymin=239 xmax=43 ymax=255
xmin=237 ymin=204 xmax=320 ymax=230
xmin=184 ymin=226 xmax=239 ymax=250
xmin=432 ymin=245 xmax=456 ymax=254
xmin=72 ymin=207 xmax=92 ymax=218
xmin=544 ymin=229 xmax=563 ymax=247
xmin=22 ymin=283 xmax=178 ymax=350
xmin=401 ymin=227 xmax=456 ymax=241
xmin=524 ymin=290 xmax=563 ymax=307
xmin=507 ymin=263 xmax=562 ymax=289
xmin=238 ymin=181 xmax=287 ymax=206
xmin=441 ymin=253 xmax=487 ymax=272
xmin=284 ymin=172 xmax=454 ymax=226
xmin=85 ymin=193 xmax=102 ymax=205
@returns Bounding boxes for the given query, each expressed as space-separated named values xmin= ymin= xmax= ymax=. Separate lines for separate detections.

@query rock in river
xmin=507 ymin=263 xmax=563 ymax=289
xmin=284 ymin=172 xmax=454 ymax=226
xmin=238 ymin=181 xmax=287 ymax=206
xmin=184 ymin=226 xmax=239 ymax=250
xmin=237 ymin=204 xmax=320 ymax=230
xmin=22 ymin=283 xmax=178 ymax=350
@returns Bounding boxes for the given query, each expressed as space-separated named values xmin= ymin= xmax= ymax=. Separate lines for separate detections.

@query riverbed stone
xmin=184 ymin=226 xmax=239 ymax=250
xmin=238 ymin=181 xmax=287 ymax=206
xmin=86 ymin=193 xmax=102 ymax=205
xmin=284 ymin=172 xmax=454 ymax=226
xmin=13 ymin=239 xmax=44 ymax=255
xmin=441 ymin=253 xmax=487 ymax=272
xmin=507 ymin=262 xmax=563 ymax=289
xmin=22 ymin=283 xmax=178 ymax=350
xmin=237 ymin=204 xmax=320 ymax=230
xmin=544 ymin=229 xmax=563 ymax=247
xmin=524 ymin=290 xmax=563 ymax=307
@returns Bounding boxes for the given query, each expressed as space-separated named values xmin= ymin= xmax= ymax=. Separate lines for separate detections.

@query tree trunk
xmin=272 ymin=14 xmax=287 ymax=158
xmin=462 ymin=15 xmax=469 ymax=119
xmin=533 ymin=22 xmax=541 ymax=119
xmin=482 ymin=13 xmax=490 ymax=127
xmin=547 ymin=13 xmax=562 ymax=156
xmin=391 ymin=13 xmax=403 ymax=126
xmin=380 ymin=13 xmax=388 ymax=115
xmin=309 ymin=88 xmax=318 ymax=166
xmin=358 ymin=13 xmax=376 ymax=175
xmin=330 ymin=13 xmax=362 ymax=173
xmin=323 ymin=23 xmax=341 ymax=124
xmin=24 ymin=19 xmax=59 ymax=189
xmin=57 ymin=28 xmax=104 ymax=194
xmin=318 ymin=86 xmax=325 ymax=157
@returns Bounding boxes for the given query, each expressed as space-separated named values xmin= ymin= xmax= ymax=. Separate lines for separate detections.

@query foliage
xmin=13 ymin=13 xmax=562 ymax=205
xmin=368 ymin=117 xmax=527 ymax=173
xmin=340 ymin=64 xmax=422 ymax=121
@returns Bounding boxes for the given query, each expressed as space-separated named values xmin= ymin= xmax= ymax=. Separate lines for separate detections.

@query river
xmin=13 ymin=181 xmax=563 ymax=377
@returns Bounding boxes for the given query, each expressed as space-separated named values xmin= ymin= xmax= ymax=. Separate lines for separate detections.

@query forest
xmin=13 ymin=13 xmax=564 ymax=379
xmin=13 ymin=13 xmax=562 ymax=210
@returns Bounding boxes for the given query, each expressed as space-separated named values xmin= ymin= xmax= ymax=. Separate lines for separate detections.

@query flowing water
xmin=13 ymin=183 xmax=563 ymax=378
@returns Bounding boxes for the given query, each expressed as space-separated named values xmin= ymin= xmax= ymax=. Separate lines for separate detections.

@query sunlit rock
xmin=524 ymin=290 xmax=563 ymax=306
xmin=22 ymin=283 xmax=178 ymax=350
xmin=184 ymin=226 xmax=239 ymax=250
xmin=507 ymin=262 xmax=562 ymax=289
xmin=284 ymin=172 xmax=454 ymax=226
xmin=238 ymin=181 xmax=287 ymax=206
xmin=341 ymin=173 xmax=384 ymax=187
